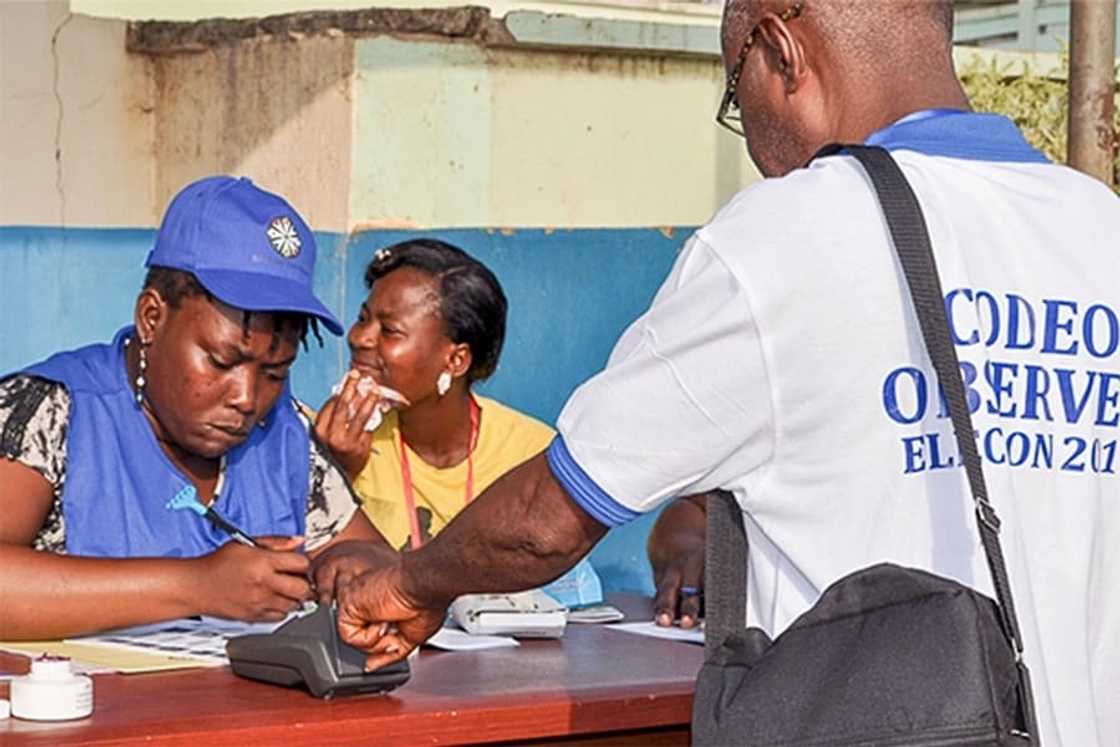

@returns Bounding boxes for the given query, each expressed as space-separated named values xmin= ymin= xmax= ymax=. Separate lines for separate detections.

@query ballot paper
xmin=0 ymin=643 xmax=122 ymax=675
xmin=76 ymin=622 xmax=244 ymax=665
xmin=605 ymin=621 xmax=704 ymax=645
xmin=0 ymin=616 xmax=290 ymax=674
xmin=0 ymin=637 xmax=221 ymax=674
xmin=425 ymin=627 xmax=520 ymax=652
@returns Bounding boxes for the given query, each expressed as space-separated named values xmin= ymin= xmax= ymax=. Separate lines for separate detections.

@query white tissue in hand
xmin=330 ymin=376 xmax=408 ymax=432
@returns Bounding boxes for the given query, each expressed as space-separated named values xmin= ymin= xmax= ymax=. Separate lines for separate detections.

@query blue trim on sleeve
xmin=864 ymin=110 xmax=1050 ymax=164
xmin=546 ymin=436 xmax=641 ymax=528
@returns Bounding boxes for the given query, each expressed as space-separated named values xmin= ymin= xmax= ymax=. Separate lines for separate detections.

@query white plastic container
xmin=10 ymin=656 xmax=93 ymax=721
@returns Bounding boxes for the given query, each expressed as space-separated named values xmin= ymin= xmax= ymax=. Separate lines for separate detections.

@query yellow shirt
xmin=355 ymin=395 xmax=554 ymax=550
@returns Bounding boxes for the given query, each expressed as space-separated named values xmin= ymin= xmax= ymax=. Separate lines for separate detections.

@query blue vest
xmin=21 ymin=327 xmax=310 ymax=558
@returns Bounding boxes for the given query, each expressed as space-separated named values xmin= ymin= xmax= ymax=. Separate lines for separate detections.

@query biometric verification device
xmin=226 ymin=603 xmax=410 ymax=699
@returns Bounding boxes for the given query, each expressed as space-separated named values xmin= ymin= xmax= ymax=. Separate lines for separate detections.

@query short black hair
xmin=142 ymin=266 xmax=211 ymax=308
xmin=142 ymin=266 xmax=322 ymax=351
xmin=364 ymin=239 xmax=507 ymax=382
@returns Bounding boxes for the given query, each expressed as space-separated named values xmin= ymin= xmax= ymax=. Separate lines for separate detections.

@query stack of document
xmin=0 ymin=617 xmax=287 ymax=674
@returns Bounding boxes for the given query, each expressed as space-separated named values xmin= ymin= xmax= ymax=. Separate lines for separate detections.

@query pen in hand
xmin=166 ymin=485 xmax=260 ymax=548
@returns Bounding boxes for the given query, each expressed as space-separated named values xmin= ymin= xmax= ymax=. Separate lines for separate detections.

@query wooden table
xmin=0 ymin=595 xmax=701 ymax=746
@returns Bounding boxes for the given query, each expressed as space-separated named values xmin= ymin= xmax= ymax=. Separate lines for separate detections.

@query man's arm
xmin=306 ymin=504 xmax=400 ymax=604
xmin=336 ymin=235 xmax=765 ymax=668
xmin=407 ymin=452 xmax=605 ymax=601
xmin=337 ymin=453 xmax=607 ymax=668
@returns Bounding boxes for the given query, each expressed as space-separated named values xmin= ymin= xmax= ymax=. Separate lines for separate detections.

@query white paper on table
xmin=425 ymin=627 xmax=520 ymax=651
xmin=605 ymin=621 xmax=705 ymax=645
xmin=67 ymin=613 xmax=298 ymax=666
xmin=195 ymin=615 xmax=295 ymax=635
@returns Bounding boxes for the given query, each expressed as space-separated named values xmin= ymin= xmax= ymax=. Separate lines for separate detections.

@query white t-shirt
xmin=548 ymin=111 xmax=1119 ymax=746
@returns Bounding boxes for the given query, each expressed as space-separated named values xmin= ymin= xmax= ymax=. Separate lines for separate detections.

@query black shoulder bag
xmin=692 ymin=145 xmax=1040 ymax=746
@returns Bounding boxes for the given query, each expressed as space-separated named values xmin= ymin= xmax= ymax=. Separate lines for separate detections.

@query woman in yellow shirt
xmin=313 ymin=239 xmax=554 ymax=551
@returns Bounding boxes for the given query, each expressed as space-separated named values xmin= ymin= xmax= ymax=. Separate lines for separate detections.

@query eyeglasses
xmin=715 ymin=2 xmax=804 ymax=137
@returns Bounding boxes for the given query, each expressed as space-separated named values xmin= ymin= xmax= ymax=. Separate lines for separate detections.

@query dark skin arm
xmin=0 ymin=456 xmax=386 ymax=640
xmin=647 ymin=493 xmax=708 ymax=629
xmin=336 ymin=452 xmax=607 ymax=669
xmin=306 ymin=498 xmax=398 ymax=605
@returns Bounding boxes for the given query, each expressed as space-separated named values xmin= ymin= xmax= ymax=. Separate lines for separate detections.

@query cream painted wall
xmin=350 ymin=37 xmax=756 ymax=229
xmin=13 ymin=5 xmax=1065 ymax=233
xmin=483 ymin=48 xmax=754 ymax=228
xmin=73 ymin=0 xmax=721 ymax=27
xmin=151 ymin=34 xmax=355 ymax=233
xmin=4 ymin=4 xmax=747 ymax=231
xmin=0 ymin=0 xmax=155 ymax=227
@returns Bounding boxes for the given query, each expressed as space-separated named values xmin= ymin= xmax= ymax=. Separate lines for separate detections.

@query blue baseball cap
xmin=145 ymin=176 xmax=343 ymax=335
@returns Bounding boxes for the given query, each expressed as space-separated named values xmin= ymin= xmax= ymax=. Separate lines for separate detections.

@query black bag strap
xmin=704 ymin=490 xmax=746 ymax=659
xmin=837 ymin=144 xmax=1026 ymax=654
xmin=703 ymin=143 xmax=1037 ymax=739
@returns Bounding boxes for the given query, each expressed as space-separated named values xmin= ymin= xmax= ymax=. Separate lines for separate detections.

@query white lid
xmin=29 ymin=656 xmax=74 ymax=680
xmin=0 ymin=698 xmax=10 ymax=719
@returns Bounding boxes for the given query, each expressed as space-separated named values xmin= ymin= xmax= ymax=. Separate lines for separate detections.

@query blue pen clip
xmin=165 ymin=485 xmax=258 ymax=547
xmin=165 ymin=485 xmax=206 ymax=515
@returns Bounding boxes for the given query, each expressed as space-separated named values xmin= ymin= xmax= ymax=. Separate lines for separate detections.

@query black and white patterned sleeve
xmin=0 ymin=375 xmax=70 ymax=552
xmin=293 ymin=400 xmax=360 ymax=552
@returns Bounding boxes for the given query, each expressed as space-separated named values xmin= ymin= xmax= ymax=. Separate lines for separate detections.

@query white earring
xmin=436 ymin=371 xmax=452 ymax=397
xmin=135 ymin=339 xmax=149 ymax=406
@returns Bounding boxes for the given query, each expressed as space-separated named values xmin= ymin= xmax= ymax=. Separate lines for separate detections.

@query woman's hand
xmin=191 ymin=537 xmax=313 ymax=621
xmin=648 ymin=494 xmax=709 ymax=629
xmin=314 ymin=370 xmax=383 ymax=480
xmin=309 ymin=539 xmax=400 ymax=605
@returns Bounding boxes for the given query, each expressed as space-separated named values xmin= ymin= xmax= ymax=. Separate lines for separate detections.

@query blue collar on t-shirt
xmin=864 ymin=108 xmax=1050 ymax=164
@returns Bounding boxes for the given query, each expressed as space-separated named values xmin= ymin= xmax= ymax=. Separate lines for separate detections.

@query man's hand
xmin=192 ymin=537 xmax=313 ymax=622
xmin=337 ymin=560 xmax=447 ymax=671
xmin=309 ymin=539 xmax=400 ymax=605
xmin=652 ymin=544 xmax=704 ymax=629
xmin=314 ymin=370 xmax=383 ymax=480
xmin=647 ymin=494 xmax=708 ymax=629
xmin=332 ymin=453 xmax=608 ymax=671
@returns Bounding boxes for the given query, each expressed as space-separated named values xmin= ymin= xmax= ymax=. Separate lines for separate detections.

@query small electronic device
xmin=567 ymin=604 xmax=626 ymax=624
xmin=226 ymin=604 xmax=409 ymax=699
xmin=450 ymin=589 xmax=568 ymax=639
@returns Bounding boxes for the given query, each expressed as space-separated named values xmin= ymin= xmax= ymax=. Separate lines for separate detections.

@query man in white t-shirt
xmin=319 ymin=2 xmax=1118 ymax=743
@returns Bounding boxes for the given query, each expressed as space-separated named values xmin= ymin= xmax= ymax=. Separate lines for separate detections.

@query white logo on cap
xmin=266 ymin=216 xmax=301 ymax=258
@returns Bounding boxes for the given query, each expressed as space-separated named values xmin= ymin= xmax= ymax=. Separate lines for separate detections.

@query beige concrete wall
xmin=9 ymin=5 xmax=742 ymax=232
xmin=7 ymin=4 xmax=1093 ymax=233
xmin=484 ymin=48 xmax=754 ymax=228
xmin=73 ymin=0 xmax=720 ymax=27
xmin=1 ymin=0 xmax=155 ymax=227
xmin=350 ymin=37 xmax=756 ymax=229
xmin=150 ymin=34 xmax=355 ymax=233
xmin=132 ymin=15 xmax=757 ymax=231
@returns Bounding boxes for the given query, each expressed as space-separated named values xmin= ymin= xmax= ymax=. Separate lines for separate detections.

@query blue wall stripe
xmin=1 ymin=224 xmax=691 ymax=595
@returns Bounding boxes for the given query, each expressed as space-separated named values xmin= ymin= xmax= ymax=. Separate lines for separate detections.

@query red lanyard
xmin=399 ymin=396 xmax=480 ymax=551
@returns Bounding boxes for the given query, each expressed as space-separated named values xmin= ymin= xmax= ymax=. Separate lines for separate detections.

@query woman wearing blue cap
xmin=0 ymin=176 xmax=392 ymax=640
